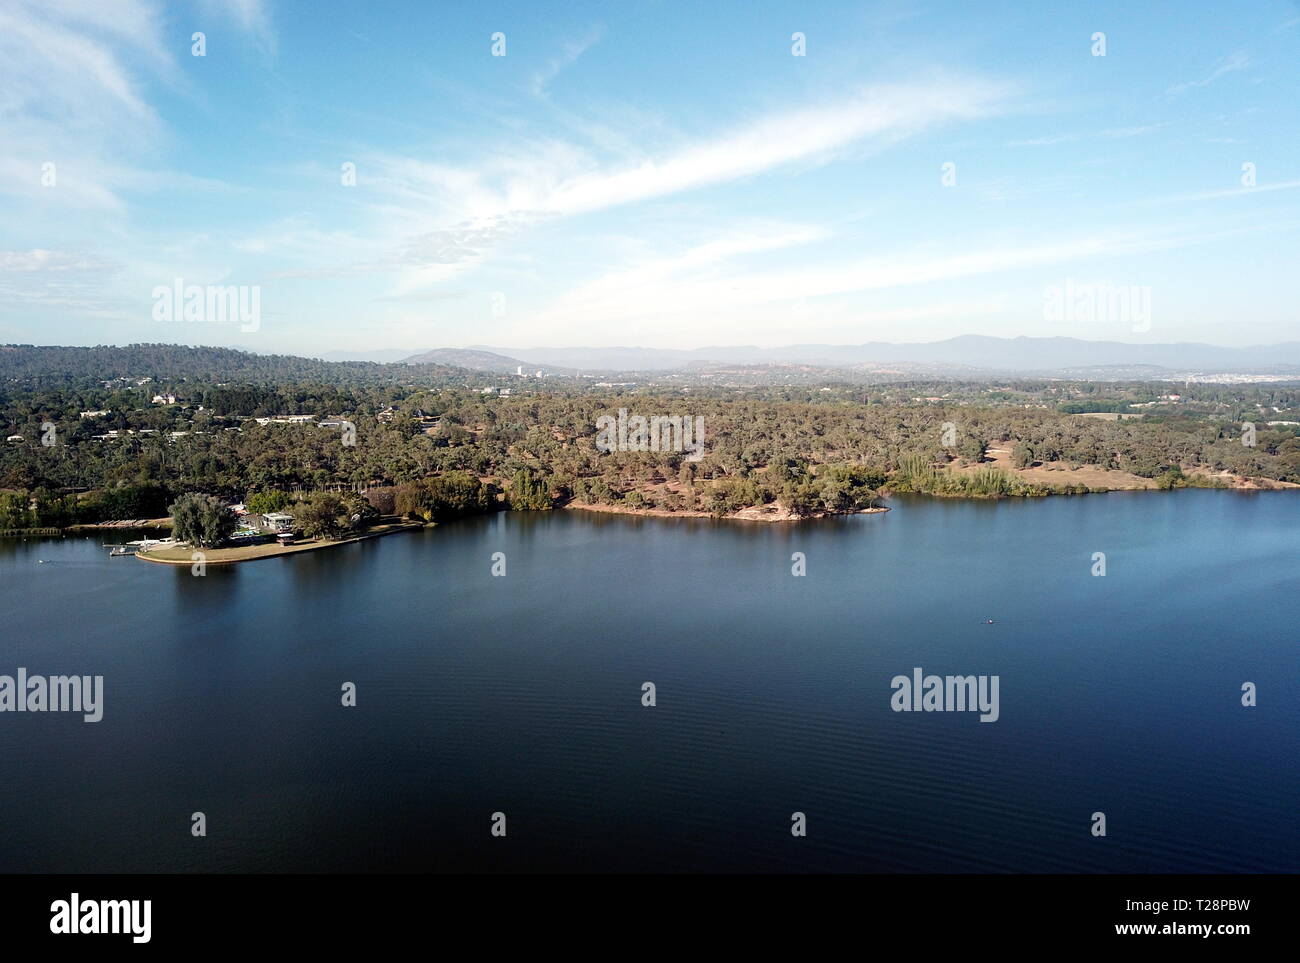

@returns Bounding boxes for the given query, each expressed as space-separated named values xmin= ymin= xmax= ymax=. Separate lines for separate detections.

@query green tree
xmin=394 ymin=472 xmax=493 ymax=521
xmin=247 ymin=489 xmax=291 ymax=514
xmin=814 ymin=464 xmax=882 ymax=512
xmin=338 ymin=491 xmax=379 ymax=530
xmin=169 ymin=493 xmax=236 ymax=547
xmin=295 ymin=493 xmax=347 ymax=538
xmin=506 ymin=468 xmax=552 ymax=510
xmin=0 ymin=491 xmax=32 ymax=528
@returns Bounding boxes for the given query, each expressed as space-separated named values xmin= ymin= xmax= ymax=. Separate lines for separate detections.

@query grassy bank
xmin=136 ymin=519 xmax=423 ymax=565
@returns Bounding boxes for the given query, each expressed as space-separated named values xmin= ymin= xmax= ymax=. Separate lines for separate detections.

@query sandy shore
xmin=135 ymin=520 xmax=423 ymax=565
xmin=965 ymin=449 xmax=1299 ymax=491
xmin=563 ymin=502 xmax=889 ymax=522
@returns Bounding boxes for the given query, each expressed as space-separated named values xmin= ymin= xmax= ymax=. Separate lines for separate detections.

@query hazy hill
xmin=0 ymin=343 xmax=465 ymax=385
xmin=316 ymin=349 xmax=421 ymax=364
xmin=454 ymin=336 xmax=1300 ymax=375
xmin=401 ymin=347 xmax=579 ymax=375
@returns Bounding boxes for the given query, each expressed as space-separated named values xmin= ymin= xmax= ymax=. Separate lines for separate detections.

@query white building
xmin=259 ymin=512 xmax=295 ymax=533
xmin=254 ymin=414 xmax=316 ymax=425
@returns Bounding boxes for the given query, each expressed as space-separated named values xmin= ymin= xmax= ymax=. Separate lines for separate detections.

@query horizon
xmin=11 ymin=331 xmax=1300 ymax=355
xmin=3 ymin=1 xmax=1299 ymax=355
xmin=12 ymin=336 xmax=1300 ymax=381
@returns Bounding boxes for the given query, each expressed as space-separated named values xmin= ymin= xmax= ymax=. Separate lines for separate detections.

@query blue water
xmin=1 ymin=490 xmax=1296 ymax=872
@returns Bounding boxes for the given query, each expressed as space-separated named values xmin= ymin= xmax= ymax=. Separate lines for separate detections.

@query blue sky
xmin=2 ymin=0 xmax=1298 ymax=355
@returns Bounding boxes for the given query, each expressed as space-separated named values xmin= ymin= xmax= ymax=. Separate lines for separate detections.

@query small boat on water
xmin=107 ymin=545 xmax=136 ymax=557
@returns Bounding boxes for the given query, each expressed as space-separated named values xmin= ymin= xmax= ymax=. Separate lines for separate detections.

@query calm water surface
xmin=1 ymin=490 xmax=1297 ymax=872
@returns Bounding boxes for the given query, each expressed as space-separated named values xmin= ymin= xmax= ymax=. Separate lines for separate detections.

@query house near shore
xmin=249 ymin=512 xmax=295 ymax=533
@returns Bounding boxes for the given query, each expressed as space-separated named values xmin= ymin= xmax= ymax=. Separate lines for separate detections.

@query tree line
xmin=3 ymin=346 xmax=1298 ymax=527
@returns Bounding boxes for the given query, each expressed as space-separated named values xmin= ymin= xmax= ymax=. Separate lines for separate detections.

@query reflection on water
xmin=0 ymin=490 xmax=1297 ymax=872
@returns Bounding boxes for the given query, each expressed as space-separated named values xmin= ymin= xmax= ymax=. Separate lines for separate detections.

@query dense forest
xmin=0 ymin=343 xmax=474 ymax=387
xmin=2 ymin=345 xmax=1298 ymax=529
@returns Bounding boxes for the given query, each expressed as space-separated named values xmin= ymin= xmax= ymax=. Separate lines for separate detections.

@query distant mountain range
xmin=398 ymin=348 xmax=581 ymax=375
xmin=399 ymin=336 xmax=1300 ymax=377
xmin=7 ymin=339 xmax=1298 ymax=385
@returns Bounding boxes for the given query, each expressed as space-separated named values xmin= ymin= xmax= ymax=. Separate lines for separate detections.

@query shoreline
xmin=66 ymin=518 xmax=173 ymax=532
xmin=135 ymin=520 xmax=423 ymax=565
xmin=562 ymin=501 xmax=890 ymax=522
xmin=45 ymin=467 xmax=1300 ymax=550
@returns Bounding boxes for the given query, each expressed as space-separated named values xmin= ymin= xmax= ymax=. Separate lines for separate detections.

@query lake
xmin=1 ymin=490 xmax=1297 ymax=872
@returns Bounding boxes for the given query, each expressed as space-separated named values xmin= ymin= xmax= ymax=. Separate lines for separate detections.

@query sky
xmin=1 ymin=0 xmax=1299 ymax=356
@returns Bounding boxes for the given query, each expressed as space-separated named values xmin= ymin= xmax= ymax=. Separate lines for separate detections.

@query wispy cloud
xmin=1007 ymin=123 xmax=1171 ymax=148
xmin=523 ymin=222 xmax=1263 ymax=343
xmin=0 ymin=0 xmax=282 ymax=327
xmin=541 ymin=80 xmax=1012 ymax=216
xmin=0 ymin=0 xmax=169 ymax=208
xmin=0 ymin=248 xmax=128 ymax=318
xmin=1144 ymin=179 xmax=1300 ymax=204
xmin=198 ymin=0 xmax=277 ymax=57
xmin=529 ymin=26 xmax=605 ymax=97
xmin=1167 ymin=51 xmax=1251 ymax=95
xmin=0 ymin=0 xmax=271 ymax=211
xmin=362 ymin=77 xmax=1015 ymax=293
xmin=529 ymin=223 xmax=828 ymax=311
xmin=1007 ymin=133 xmax=1081 ymax=148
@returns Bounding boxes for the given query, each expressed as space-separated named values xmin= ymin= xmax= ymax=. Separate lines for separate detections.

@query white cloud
xmin=0 ymin=0 xmax=272 ymax=212
xmin=0 ymin=0 xmax=170 ymax=208
xmin=530 ymin=27 xmax=605 ymax=97
xmin=1146 ymin=179 xmax=1300 ymax=204
xmin=198 ymin=0 xmax=277 ymax=56
xmin=0 ymin=247 xmax=128 ymax=318
xmin=1167 ymin=51 xmax=1251 ymax=95
xmin=1008 ymin=123 xmax=1170 ymax=148
xmin=540 ymin=80 xmax=1011 ymax=216
xmin=521 ymin=223 xmax=1259 ymax=345
xmin=1007 ymin=133 xmax=1080 ymax=148
xmin=363 ymin=77 xmax=1015 ymax=294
